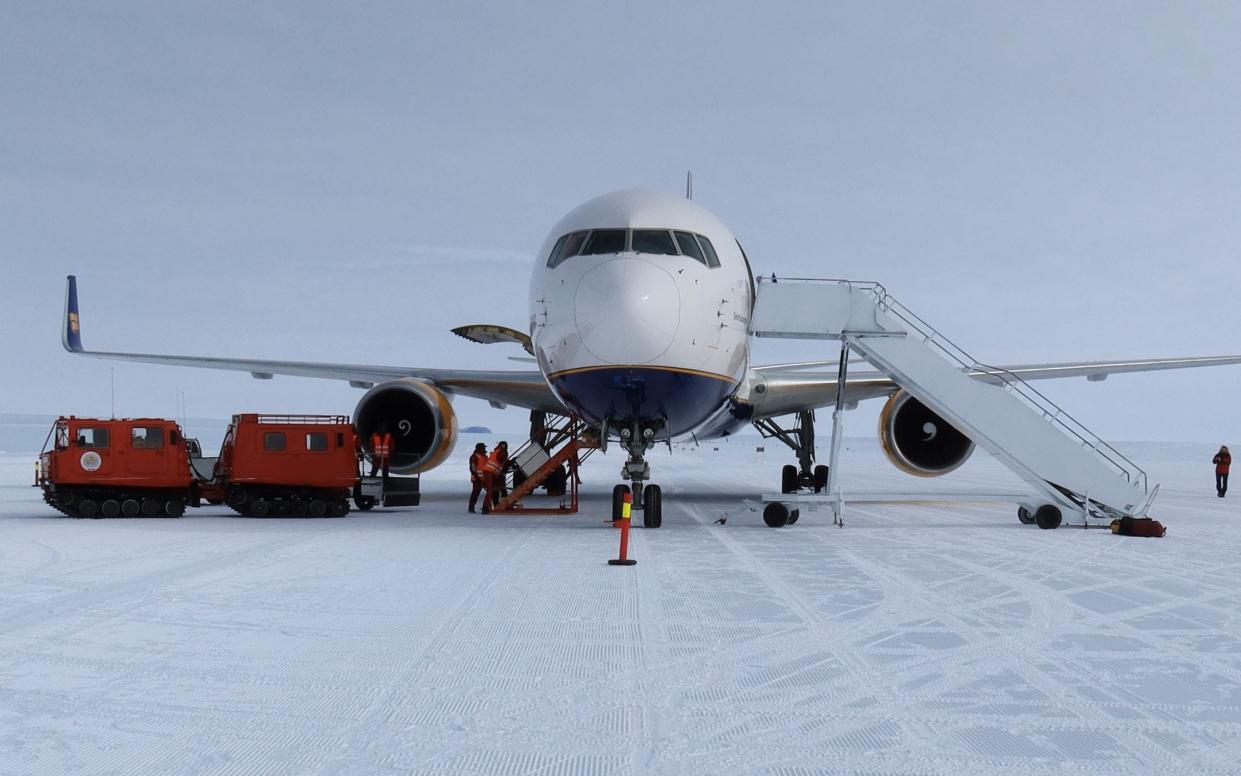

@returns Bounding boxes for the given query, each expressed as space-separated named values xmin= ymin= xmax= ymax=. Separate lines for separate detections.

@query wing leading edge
xmin=61 ymin=275 xmax=563 ymax=412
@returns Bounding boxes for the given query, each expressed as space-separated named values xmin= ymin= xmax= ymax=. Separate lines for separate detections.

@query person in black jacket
xmin=1213 ymin=445 xmax=1231 ymax=497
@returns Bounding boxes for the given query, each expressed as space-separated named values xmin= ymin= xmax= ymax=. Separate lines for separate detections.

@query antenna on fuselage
xmin=686 ymin=170 xmax=693 ymax=200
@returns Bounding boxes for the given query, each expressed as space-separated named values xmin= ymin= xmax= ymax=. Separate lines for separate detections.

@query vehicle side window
xmin=696 ymin=235 xmax=721 ymax=268
xmin=78 ymin=428 xmax=110 ymax=448
xmin=581 ymin=229 xmax=627 ymax=255
xmin=264 ymin=432 xmax=286 ymax=451
xmin=674 ymin=231 xmax=705 ymax=264
xmin=130 ymin=426 xmax=164 ymax=449
xmin=631 ymin=230 xmax=678 ymax=255
xmin=56 ymin=426 xmax=69 ymax=450
xmin=306 ymin=432 xmax=328 ymax=451
xmin=548 ymin=230 xmax=589 ymax=268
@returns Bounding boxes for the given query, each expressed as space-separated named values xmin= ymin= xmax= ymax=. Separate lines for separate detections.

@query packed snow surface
xmin=2 ymin=437 xmax=1240 ymax=775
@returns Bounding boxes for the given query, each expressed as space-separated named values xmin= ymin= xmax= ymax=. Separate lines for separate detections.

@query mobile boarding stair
xmin=749 ymin=278 xmax=1157 ymax=528
xmin=490 ymin=415 xmax=599 ymax=516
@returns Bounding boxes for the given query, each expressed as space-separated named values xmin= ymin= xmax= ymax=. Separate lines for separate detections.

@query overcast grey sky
xmin=2 ymin=2 xmax=1239 ymax=441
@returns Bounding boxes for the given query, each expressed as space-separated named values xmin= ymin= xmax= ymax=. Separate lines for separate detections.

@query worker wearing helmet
xmin=370 ymin=423 xmax=394 ymax=480
xmin=469 ymin=442 xmax=494 ymax=514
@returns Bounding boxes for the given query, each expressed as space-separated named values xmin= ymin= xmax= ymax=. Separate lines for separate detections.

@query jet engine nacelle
xmin=353 ymin=379 xmax=457 ymax=473
xmin=878 ymin=390 xmax=974 ymax=477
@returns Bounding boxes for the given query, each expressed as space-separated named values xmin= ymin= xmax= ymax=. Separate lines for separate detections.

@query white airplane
xmin=62 ymin=188 xmax=1241 ymax=525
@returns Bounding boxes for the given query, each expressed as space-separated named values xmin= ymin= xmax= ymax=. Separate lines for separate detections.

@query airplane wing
xmin=750 ymin=354 xmax=1241 ymax=419
xmin=61 ymin=276 xmax=563 ymax=412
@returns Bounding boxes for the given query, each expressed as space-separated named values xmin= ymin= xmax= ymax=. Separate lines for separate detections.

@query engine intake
xmin=878 ymin=390 xmax=974 ymax=477
xmin=353 ymin=379 xmax=457 ymax=473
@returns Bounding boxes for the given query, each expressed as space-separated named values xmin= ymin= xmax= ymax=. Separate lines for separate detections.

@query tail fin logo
xmin=69 ymin=312 xmax=80 ymax=334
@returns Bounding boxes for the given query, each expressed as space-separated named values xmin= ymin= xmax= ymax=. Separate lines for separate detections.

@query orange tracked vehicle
xmin=38 ymin=414 xmax=375 ymax=518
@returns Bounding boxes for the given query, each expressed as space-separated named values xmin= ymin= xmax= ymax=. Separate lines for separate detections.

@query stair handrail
xmin=871 ymin=290 xmax=1147 ymax=494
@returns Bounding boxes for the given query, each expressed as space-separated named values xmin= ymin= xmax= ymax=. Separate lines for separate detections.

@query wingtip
xmin=62 ymin=275 xmax=83 ymax=352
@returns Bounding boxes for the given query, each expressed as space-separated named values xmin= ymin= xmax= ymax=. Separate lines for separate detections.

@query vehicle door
xmin=127 ymin=425 xmax=170 ymax=475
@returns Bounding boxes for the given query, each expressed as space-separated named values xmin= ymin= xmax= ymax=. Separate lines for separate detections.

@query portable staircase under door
xmin=490 ymin=415 xmax=598 ymax=515
xmin=749 ymin=279 xmax=1155 ymax=522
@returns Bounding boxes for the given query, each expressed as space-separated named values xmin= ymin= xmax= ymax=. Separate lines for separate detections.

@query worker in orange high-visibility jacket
xmin=490 ymin=441 xmax=511 ymax=502
xmin=370 ymin=423 xmax=394 ymax=480
xmin=468 ymin=442 xmax=495 ymax=514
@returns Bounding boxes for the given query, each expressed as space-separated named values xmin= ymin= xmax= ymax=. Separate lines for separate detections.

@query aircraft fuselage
xmin=529 ymin=190 xmax=755 ymax=440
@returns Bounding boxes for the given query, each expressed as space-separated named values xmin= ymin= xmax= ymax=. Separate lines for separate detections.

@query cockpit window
xmin=547 ymin=230 xmax=588 ymax=268
xmin=546 ymin=234 xmax=569 ymax=267
xmin=546 ymin=228 xmax=723 ymax=269
xmin=673 ymin=231 xmax=705 ymax=264
xmin=696 ymin=235 xmax=721 ymax=268
xmin=581 ymin=229 xmax=627 ymax=255
xmin=631 ymin=230 xmax=678 ymax=256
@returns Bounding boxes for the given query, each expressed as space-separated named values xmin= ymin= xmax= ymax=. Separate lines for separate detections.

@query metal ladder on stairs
xmin=490 ymin=415 xmax=598 ymax=515
xmin=750 ymin=278 xmax=1156 ymax=522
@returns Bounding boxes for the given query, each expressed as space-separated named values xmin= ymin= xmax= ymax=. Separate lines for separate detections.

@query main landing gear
xmin=754 ymin=409 xmax=830 ymax=495
xmin=610 ymin=419 xmax=663 ymax=528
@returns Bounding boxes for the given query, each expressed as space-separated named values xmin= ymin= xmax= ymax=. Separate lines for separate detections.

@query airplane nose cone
xmin=575 ymin=259 xmax=680 ymax=364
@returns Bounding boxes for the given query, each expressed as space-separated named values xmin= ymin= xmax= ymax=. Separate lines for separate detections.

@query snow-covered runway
xmin=2 ymin=439 xmax=1240 ymax=775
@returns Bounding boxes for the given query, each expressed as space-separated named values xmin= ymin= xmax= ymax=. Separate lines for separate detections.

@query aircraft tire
xmin=781 ymin=465 xmax=799 ymax=494
xmin=1035 ymin=505 xmax=1062 ymax=530
xmin=611 ymin=484 xmax=630 ymax=522
xmin=787 ymin=508 xmax=800 ymax=525
xmin=1017 ymin=506 xmax=1036 ymax=525
xmin=643 ymin=484 xmax=662 ymax=528
xmin=763 ymin=502 xmax=790 ymax=528
xmin=813 ymin=465 xmax=829 ymax=494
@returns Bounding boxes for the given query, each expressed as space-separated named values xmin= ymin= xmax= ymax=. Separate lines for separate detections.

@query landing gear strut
xmin=610 ymin=419 xmax=663 ymax=528
xmin=755 ymin=410 xmax=830 ymax=494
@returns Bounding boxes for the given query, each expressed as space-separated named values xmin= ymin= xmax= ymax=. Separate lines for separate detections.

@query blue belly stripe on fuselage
xmin=549 ymin=367 xmax=738 ymax=437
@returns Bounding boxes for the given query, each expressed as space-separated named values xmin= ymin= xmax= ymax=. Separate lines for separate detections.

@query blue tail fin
xmin=62 ymin=275 xmax=83 ymax=352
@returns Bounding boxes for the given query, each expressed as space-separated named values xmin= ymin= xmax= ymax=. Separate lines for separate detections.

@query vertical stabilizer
xmin=63 ymin=275 xmax=83 ymax=352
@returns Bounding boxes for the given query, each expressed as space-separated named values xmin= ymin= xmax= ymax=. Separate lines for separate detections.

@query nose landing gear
xmin=610 ymin=420 xmax=663 ymax=528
